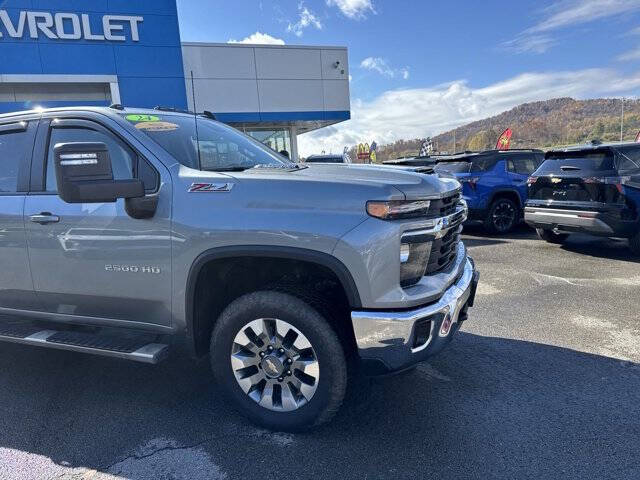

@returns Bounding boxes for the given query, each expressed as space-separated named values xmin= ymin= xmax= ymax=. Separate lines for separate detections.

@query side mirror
xmin=54 ymin=142 xmax=144 ymax=203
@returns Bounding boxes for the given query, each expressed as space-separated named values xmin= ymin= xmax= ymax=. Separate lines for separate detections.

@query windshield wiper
xmin=205 ymin=166 xmax=253 ymax=172
xmin=560 ymin=165 xmax=581 ymax=171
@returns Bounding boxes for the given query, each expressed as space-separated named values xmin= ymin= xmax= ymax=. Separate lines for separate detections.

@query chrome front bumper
xmin=351 ymin=257 xmax=479 ymax=374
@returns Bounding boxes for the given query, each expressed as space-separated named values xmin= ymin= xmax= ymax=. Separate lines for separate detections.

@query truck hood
xmin=282 ymin=163 xmax=461 ymax=200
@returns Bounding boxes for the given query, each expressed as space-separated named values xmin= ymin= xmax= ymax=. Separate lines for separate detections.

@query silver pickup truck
xmin=0 ymin=107 xmax=479 ymax=430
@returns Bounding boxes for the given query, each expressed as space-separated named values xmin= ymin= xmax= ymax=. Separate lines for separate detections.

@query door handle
xmin=30 ymin=213 xmax=60 ymax=225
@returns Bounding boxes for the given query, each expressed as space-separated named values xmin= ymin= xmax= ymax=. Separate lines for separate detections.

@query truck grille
xmin=427 ymin=191 xmax=461 ymax=218
xmin=425 ymin=224 xmax=462 ymax=274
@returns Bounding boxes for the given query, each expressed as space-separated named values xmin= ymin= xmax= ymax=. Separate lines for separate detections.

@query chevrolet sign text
xmin=0 ymin=10 xmax=143 ymax=41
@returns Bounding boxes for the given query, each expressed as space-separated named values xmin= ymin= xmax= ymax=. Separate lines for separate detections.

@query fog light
xmin=400 ymin=243 xmax=411 ymax=263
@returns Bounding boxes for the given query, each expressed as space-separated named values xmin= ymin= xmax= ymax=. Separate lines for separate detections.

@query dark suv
xmin=525 ymin=142 xmax=640 ymax=253
xmin=434 ymin=149 xmax=544 ymax=233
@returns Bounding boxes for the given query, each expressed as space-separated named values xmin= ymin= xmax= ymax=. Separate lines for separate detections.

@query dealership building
xmin=0 ymin=0 xmax=350 ymax=160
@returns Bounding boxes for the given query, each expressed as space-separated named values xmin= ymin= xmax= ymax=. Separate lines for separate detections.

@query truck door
xmin=24 ymin=115 xmax=173 ymax=327
xmin=0 ymin=119 xmax=40 ymax=312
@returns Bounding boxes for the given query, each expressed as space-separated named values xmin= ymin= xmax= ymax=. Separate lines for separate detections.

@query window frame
xmin=30 ymin=116 xmax=159 ymax=195
xmin=0 ymin=118 xmax=38 ymax=195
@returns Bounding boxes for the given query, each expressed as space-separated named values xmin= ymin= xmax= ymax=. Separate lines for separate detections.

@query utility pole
xmin=620 ymin=97 xmax=625 ymax=142
xmin=453 ymin=129 xmax=456 ymax=153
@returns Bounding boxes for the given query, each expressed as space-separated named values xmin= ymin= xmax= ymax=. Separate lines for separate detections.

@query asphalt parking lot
xmin=1 ymin=226 xmax=638 ymax=480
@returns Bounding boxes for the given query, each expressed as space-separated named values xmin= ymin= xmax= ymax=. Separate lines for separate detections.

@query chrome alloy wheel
xmin=230 ymin=318 xmax=320 ymax=412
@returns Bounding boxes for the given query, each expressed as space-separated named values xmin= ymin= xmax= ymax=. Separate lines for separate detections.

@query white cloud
xmin=298 ymin=68 xmax=640 ymax=156
xmin=527 ymin=0 xmax=640 ymax=33
xmin=287 ymin=3 xmax=322 ymax=37
xmin=228 ymin=32 xmax=285 ymax=45
xmin=360 ymin=57 xmax=394 ymax=77
xmin=505 ymin=0 xmax=640 ymax=55
xmin=618 ymin=47 xmax=640 ymax=61
xmin=502 ymin=34 xmax=555 ymax=54
xmin=326 ymin=0 xmax=375 ymax=19
xmin=360 ymin=57 xmax=410 ymax=79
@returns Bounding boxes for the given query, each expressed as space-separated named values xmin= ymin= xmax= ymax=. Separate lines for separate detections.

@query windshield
xmin=434 ymin=161 xmax=471 ymax=173
xmin=537 ymin=151 xmax=615 ymax=175
xmin=123 ymin=113 xmax=289 ymax=171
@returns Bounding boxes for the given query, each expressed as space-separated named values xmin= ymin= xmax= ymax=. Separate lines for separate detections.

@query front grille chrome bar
xmin=401 ymin=202 xmax=467 ymax=241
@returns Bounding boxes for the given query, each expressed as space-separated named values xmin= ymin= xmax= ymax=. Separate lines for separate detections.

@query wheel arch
xmin=488 ymin=188 xmax=523 ymax=209
xmin=185 ymin=246 xmax=362 ymax=357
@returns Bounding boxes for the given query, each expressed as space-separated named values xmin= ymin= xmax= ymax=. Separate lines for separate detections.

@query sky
xmin=177 ymin=0 xmax=640 ymax=155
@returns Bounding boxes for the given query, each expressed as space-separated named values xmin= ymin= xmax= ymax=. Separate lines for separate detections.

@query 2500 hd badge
xmin=105 ymin=264 xmax=161 ymax=274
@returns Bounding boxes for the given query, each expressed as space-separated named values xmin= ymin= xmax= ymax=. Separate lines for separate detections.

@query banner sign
xmin=496 ymin=128 xmax=513 ymax=150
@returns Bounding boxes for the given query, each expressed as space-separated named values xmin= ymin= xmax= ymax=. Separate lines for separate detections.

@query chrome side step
xmin=0 ymin=326 xmax=169 ymax=364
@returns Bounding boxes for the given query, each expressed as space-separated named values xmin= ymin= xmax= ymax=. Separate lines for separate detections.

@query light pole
xmin=620 ymin=97 xmax=625 ymax=142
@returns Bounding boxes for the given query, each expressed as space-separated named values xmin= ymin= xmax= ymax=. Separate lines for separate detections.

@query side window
xmin=46 ymin=126 xmax=135 ymax=192
xmin=510 ymin=157 xmax=538 ymax=175
xmin=0 ymin=122 xmax=32 ymax=193
xmin=470 ymin=159 xmax=495 ymax=172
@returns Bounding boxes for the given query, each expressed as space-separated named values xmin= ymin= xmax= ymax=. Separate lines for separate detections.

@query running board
xmin=0 ymin=323 xmax=169 ymax=364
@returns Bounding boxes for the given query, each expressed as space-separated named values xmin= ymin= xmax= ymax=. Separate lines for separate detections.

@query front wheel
xmin=484 ymin=198 xmax=519 ymax=234
xmin=210 ymin=291 xmax=347 ymax=431
xmin=536 ymin=228 xmax=569 ymax=244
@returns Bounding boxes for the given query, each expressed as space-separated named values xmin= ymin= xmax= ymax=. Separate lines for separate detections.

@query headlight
xmin=366 ymin=200 xmax=431 ymax=220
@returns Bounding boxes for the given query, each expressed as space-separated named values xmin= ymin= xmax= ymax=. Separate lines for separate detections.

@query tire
xmin=484 ymin=197 xmax=519 ymax=234
xmin=629 ymin=232 xmax=640 ymax=256
xmin=210 ymin=290 xmax=347 ymax=431
xmin=536 ymin=228 xmax=569 ymax=244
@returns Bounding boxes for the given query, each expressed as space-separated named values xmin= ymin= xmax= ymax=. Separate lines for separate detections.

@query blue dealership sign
xmin=0 ymin=0 xmax=187 ymax=112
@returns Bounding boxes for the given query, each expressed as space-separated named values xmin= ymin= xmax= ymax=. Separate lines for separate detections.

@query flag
xmin=419 ymin=138 xmax=433 ymax=156
xmin=496 ymin=128 xmax=512 ymax=150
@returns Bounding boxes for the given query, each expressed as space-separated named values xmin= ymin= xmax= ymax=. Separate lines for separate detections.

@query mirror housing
xmin=54 ymin=142 xmax=144 ymax=203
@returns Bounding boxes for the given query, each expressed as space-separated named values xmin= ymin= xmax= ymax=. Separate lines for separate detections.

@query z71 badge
xmin=188 ymin=183 xmax=233 ymax=193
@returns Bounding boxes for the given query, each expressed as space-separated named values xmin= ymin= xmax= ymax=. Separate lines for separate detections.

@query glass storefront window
xmin=245 ymin=129 xmax=292 ymax=158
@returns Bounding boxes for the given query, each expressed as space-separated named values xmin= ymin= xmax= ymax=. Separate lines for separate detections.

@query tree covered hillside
xmin=358 ymin=98 xmax=640 ymax=162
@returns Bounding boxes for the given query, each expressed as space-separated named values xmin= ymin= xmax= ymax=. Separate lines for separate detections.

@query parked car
xmin=0 ymin=106 xmax=479 ymax=431
xmin=434 ymin=149 xmax=545 ymax=233
xmin=304 ymin=153 xmax=351 ymax=163
xmin=525 ymin=142 xmax=640 ymax=254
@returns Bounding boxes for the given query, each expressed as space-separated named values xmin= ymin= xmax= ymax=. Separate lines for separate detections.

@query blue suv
xmin=435 ymin=149 xmax=544 ymax=233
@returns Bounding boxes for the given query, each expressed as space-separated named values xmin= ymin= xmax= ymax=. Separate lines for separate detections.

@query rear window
xmin=435 ymin=161 xmax=471 ymax=173
xmin=616 ymin=146 xmax=640 ymax=171
xmin=537 ymin=151 xmax=615 ymax=175
xmin=435 ymin=157 xmax=497 ymax=173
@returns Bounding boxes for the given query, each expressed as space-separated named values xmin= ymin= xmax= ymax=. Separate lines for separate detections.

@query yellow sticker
xmin=135 ymin=121 xmax=179 ymax=132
